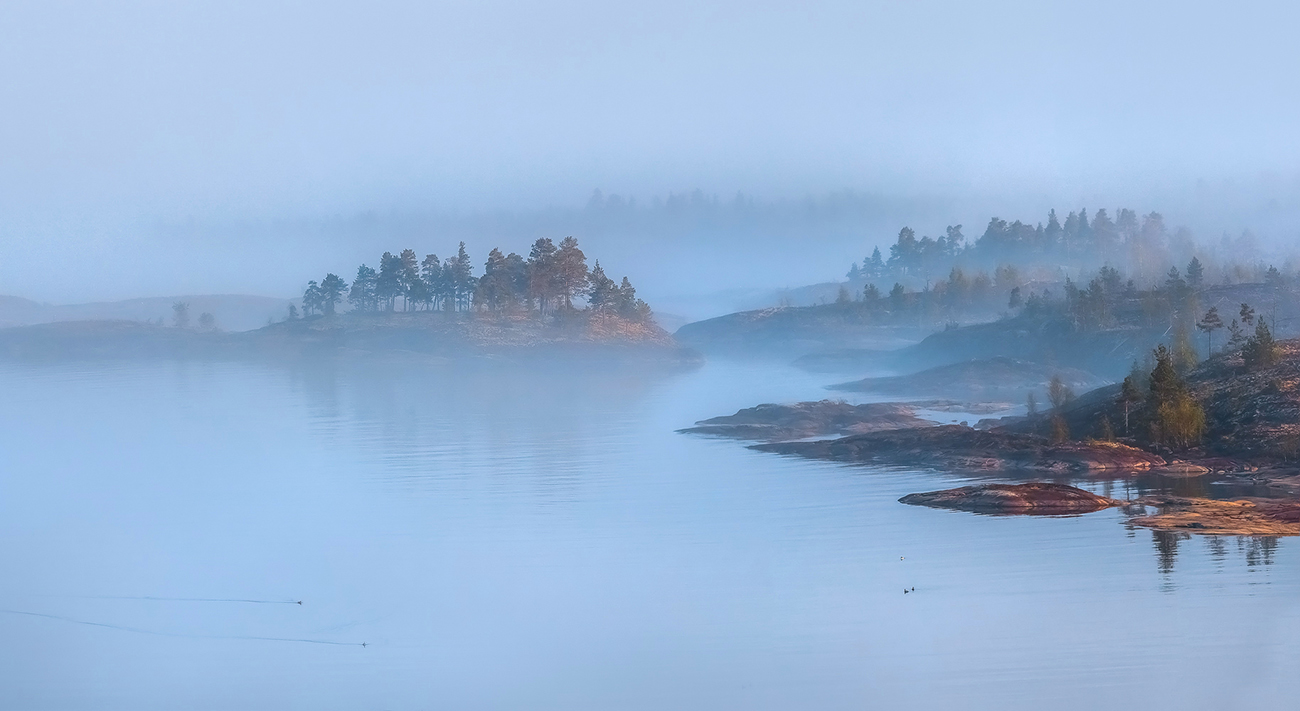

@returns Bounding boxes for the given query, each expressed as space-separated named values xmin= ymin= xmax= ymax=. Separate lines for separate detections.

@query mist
xmin=3 ymin=0 xmax=1300 ymax=304
xmin=7 ymin=3 xmax=1300 ymax=709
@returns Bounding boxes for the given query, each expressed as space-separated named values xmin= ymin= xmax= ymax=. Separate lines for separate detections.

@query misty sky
xmin=2 ymin=0 xmax=1299 ymax=302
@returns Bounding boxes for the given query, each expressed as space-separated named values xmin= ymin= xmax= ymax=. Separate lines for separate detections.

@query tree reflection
xmin=1152 ymin=530 xmax=1186 ymax=574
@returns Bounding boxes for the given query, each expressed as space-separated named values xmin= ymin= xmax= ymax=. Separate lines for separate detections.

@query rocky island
xmin=0 ymin=237 xmax=700 ymax=365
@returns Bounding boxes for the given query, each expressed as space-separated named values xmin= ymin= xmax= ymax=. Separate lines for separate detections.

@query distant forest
xmin=295 ymin=237 xmax=651 ymax=322
xmin=832 ymin=207 xmax=1295 ymax=329
xmin=849 ymin=208 xmax=1275 ymax=286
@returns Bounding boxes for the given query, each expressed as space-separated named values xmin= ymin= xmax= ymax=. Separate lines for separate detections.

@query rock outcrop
xmin=900 ymin=482 xmax=1122 ymax=514
xmin=753 ymin=425 xmax=1167 ymax=472
xmin=678 ymin=400 xmax=935 ymax=441
xmin=1129 ymin=496 xmax=1300 ymax=536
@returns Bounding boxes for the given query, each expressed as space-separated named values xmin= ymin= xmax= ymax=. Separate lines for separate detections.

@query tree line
xmin=297 ymin=236 xmax=651 ymax=322
xmin=849 ymin=207 xmax=1274 ymax=287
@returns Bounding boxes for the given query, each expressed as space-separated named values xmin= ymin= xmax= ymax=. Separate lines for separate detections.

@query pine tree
xmin=319 ymin=273 xmax=348 ymax=315
xmin=1239 ymin=302 xmax=1255 ymax=327
xmin=302 ymin=281 xmax=323 ymax=316
xmin=1227 ymin=318 xmax=1245 ymax=348
xmin=1196 ymin=306 xmax=1223 ymax=353
xmin=1185 ymin=256 xmax=1205 ymax=289
xmin=587 ymin=260 xmax=618 ymax=312
xmin=399 ymin=249 xmax=420 ymax=310
xmin=553 ymin=236 xmax=589 ymax=311
xmin=376 ymin=252 xmax=402 ymax=311
xmin=1243 ymin=319 xmax=1280 ymax=371
xmin=527 ymin=238 xmax=558 ymax=314
xmin=443 ymin=242 xmax=476 ymax=311
xmin=502 ymin=252 xmax=529 ymax=306
xmin=1148 ymin=344 xmax=1184 ymax=411
xmin=865 ymin=247 xmax=884 ymax=278
xmin=475 ymin=248 xmax=510 ymax=310
xmin=348 ymin=265 xmax=378 ymax=311
xmin=421 ymin=254 xmax=443 ymax=310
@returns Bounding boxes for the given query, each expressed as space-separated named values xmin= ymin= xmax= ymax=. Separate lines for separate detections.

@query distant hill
xmin=0 ymin=294 xmax=294 ymax=332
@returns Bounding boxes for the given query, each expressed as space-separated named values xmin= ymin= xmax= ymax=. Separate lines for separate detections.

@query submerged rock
xmin=899 ymin=482 xmax=1122 ymax=515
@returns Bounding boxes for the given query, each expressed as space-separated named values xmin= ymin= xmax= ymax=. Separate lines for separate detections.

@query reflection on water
xmin=1 ymin=356 xmax=1298 ymax=711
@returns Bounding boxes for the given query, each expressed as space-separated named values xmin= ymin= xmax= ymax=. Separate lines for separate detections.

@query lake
xmin=1 ymin=356 xmax=1297 ymax=710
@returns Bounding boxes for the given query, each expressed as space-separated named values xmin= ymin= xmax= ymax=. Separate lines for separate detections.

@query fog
xmin=2 ymin=0 xmax=1300 ymax=305
xmin=7 ymin=5 xmax=1300 ymax=707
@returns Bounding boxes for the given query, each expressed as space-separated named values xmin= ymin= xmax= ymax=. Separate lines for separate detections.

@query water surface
xmin=1 ymin=357 xmax=1296 ymax=710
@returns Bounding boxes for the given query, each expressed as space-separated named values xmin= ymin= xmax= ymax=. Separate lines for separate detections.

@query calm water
xmin=1 ymin=356 xmax=1297 ymax=710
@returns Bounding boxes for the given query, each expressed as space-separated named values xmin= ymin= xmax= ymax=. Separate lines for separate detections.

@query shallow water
xmin=0 ymin=357 xmax=1297 ymax=710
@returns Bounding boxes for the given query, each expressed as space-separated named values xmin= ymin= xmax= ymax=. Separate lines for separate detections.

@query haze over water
xmin=2 ymin=357 xmax=1296 ymax=710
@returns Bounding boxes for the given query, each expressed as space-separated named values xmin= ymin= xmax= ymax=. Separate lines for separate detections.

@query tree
xmin=527 ymin=238 xmax=558 ymax=314
xmin=889 ymin=283 xmax=906 ymax=312
xmin=1095 ymin=416 xmax=1115 ymax=442
xmin=864 ymin=247 xmax=884 ymax=278
xmin=586 ymin=260 xmax=619 ymax=312
xmin=1008 ymin=286 xmax=1023 ymax=310
xmin=398 ymin=249 xmax=420 ymax=310
xmin=376 ymin=252 xmax=402 ymax=310
xmin=1227 ymin=318 xmax=1245 ymax=348
xmin=1148 ymin=344 xmax=1185 ymax=410
xmin=1239 ymin=302 xmax=1255 ymax=327
xmin=553 ymin=236 xmax=589 ymax=311
xmin=172 ymin=301 xmax=190 ymax=328
xmin=475 ymin=248 xmax=511 ymax=310
xmin=1185 ymin=256 xmax=1204 ymax=289
xmin=319 ymin=273 xmax=347 ymax=315
xmin=287 ymin=304 xmax=299 ymax=320
xmin=302 ymin=281 xmax=323 ymax=316
xmin=1242 ymin=319 xmax=1280 ymax=371
xmin=420 ymin=254 xmax=443 ymax=310
xmin=198 ymin=312 xmax=216 ymax=331
xmin=456 ymin=242 xmax=477 ymax=310
xmin=1173 ymin=326 xmax=1198 ymax=375
xmin=1120 ymin=374 xmax=1141 ymax=436
xmin=1156 ymin=396 xmax=1206 ymax=449
xmin=863 ymin=283 xmax=881 ymax=303
xmin=1147 ymin=344 xmax=1204 ymax=448
xmin=348 ymin=265 xmax=378 ymax=312
xmin=1197 ymin=306 xmax=1223 ymax=354
xmin=836 ymin=286 xmax=851 ymax=304
xmin=1026 ymin=392 xmax=1039 ymax=418
xmin=1050 ymin=415 xmax=1070 ymax=443
xmin=615 ymin=276 xmax=651 ymax=321
xmin=1047 ymin=375 xmax=1076 ymax=411
xmin=502 ymin=252 xmax=529 ymax=306
xmin=1164 ymin=266 xmax=1186 ymax=295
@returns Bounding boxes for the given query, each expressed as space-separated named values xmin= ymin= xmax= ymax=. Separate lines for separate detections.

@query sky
xmin=1 ymin=0 xmax=1299 ymax=303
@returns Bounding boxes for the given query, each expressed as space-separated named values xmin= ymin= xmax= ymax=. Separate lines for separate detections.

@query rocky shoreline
xmin=751 ymin=424 xmax=1170 ymax=472
xmin=896 ymin=482 xmax=1300 ymax=536
xmin=0 ymin=312 xmax=702 ymax=365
